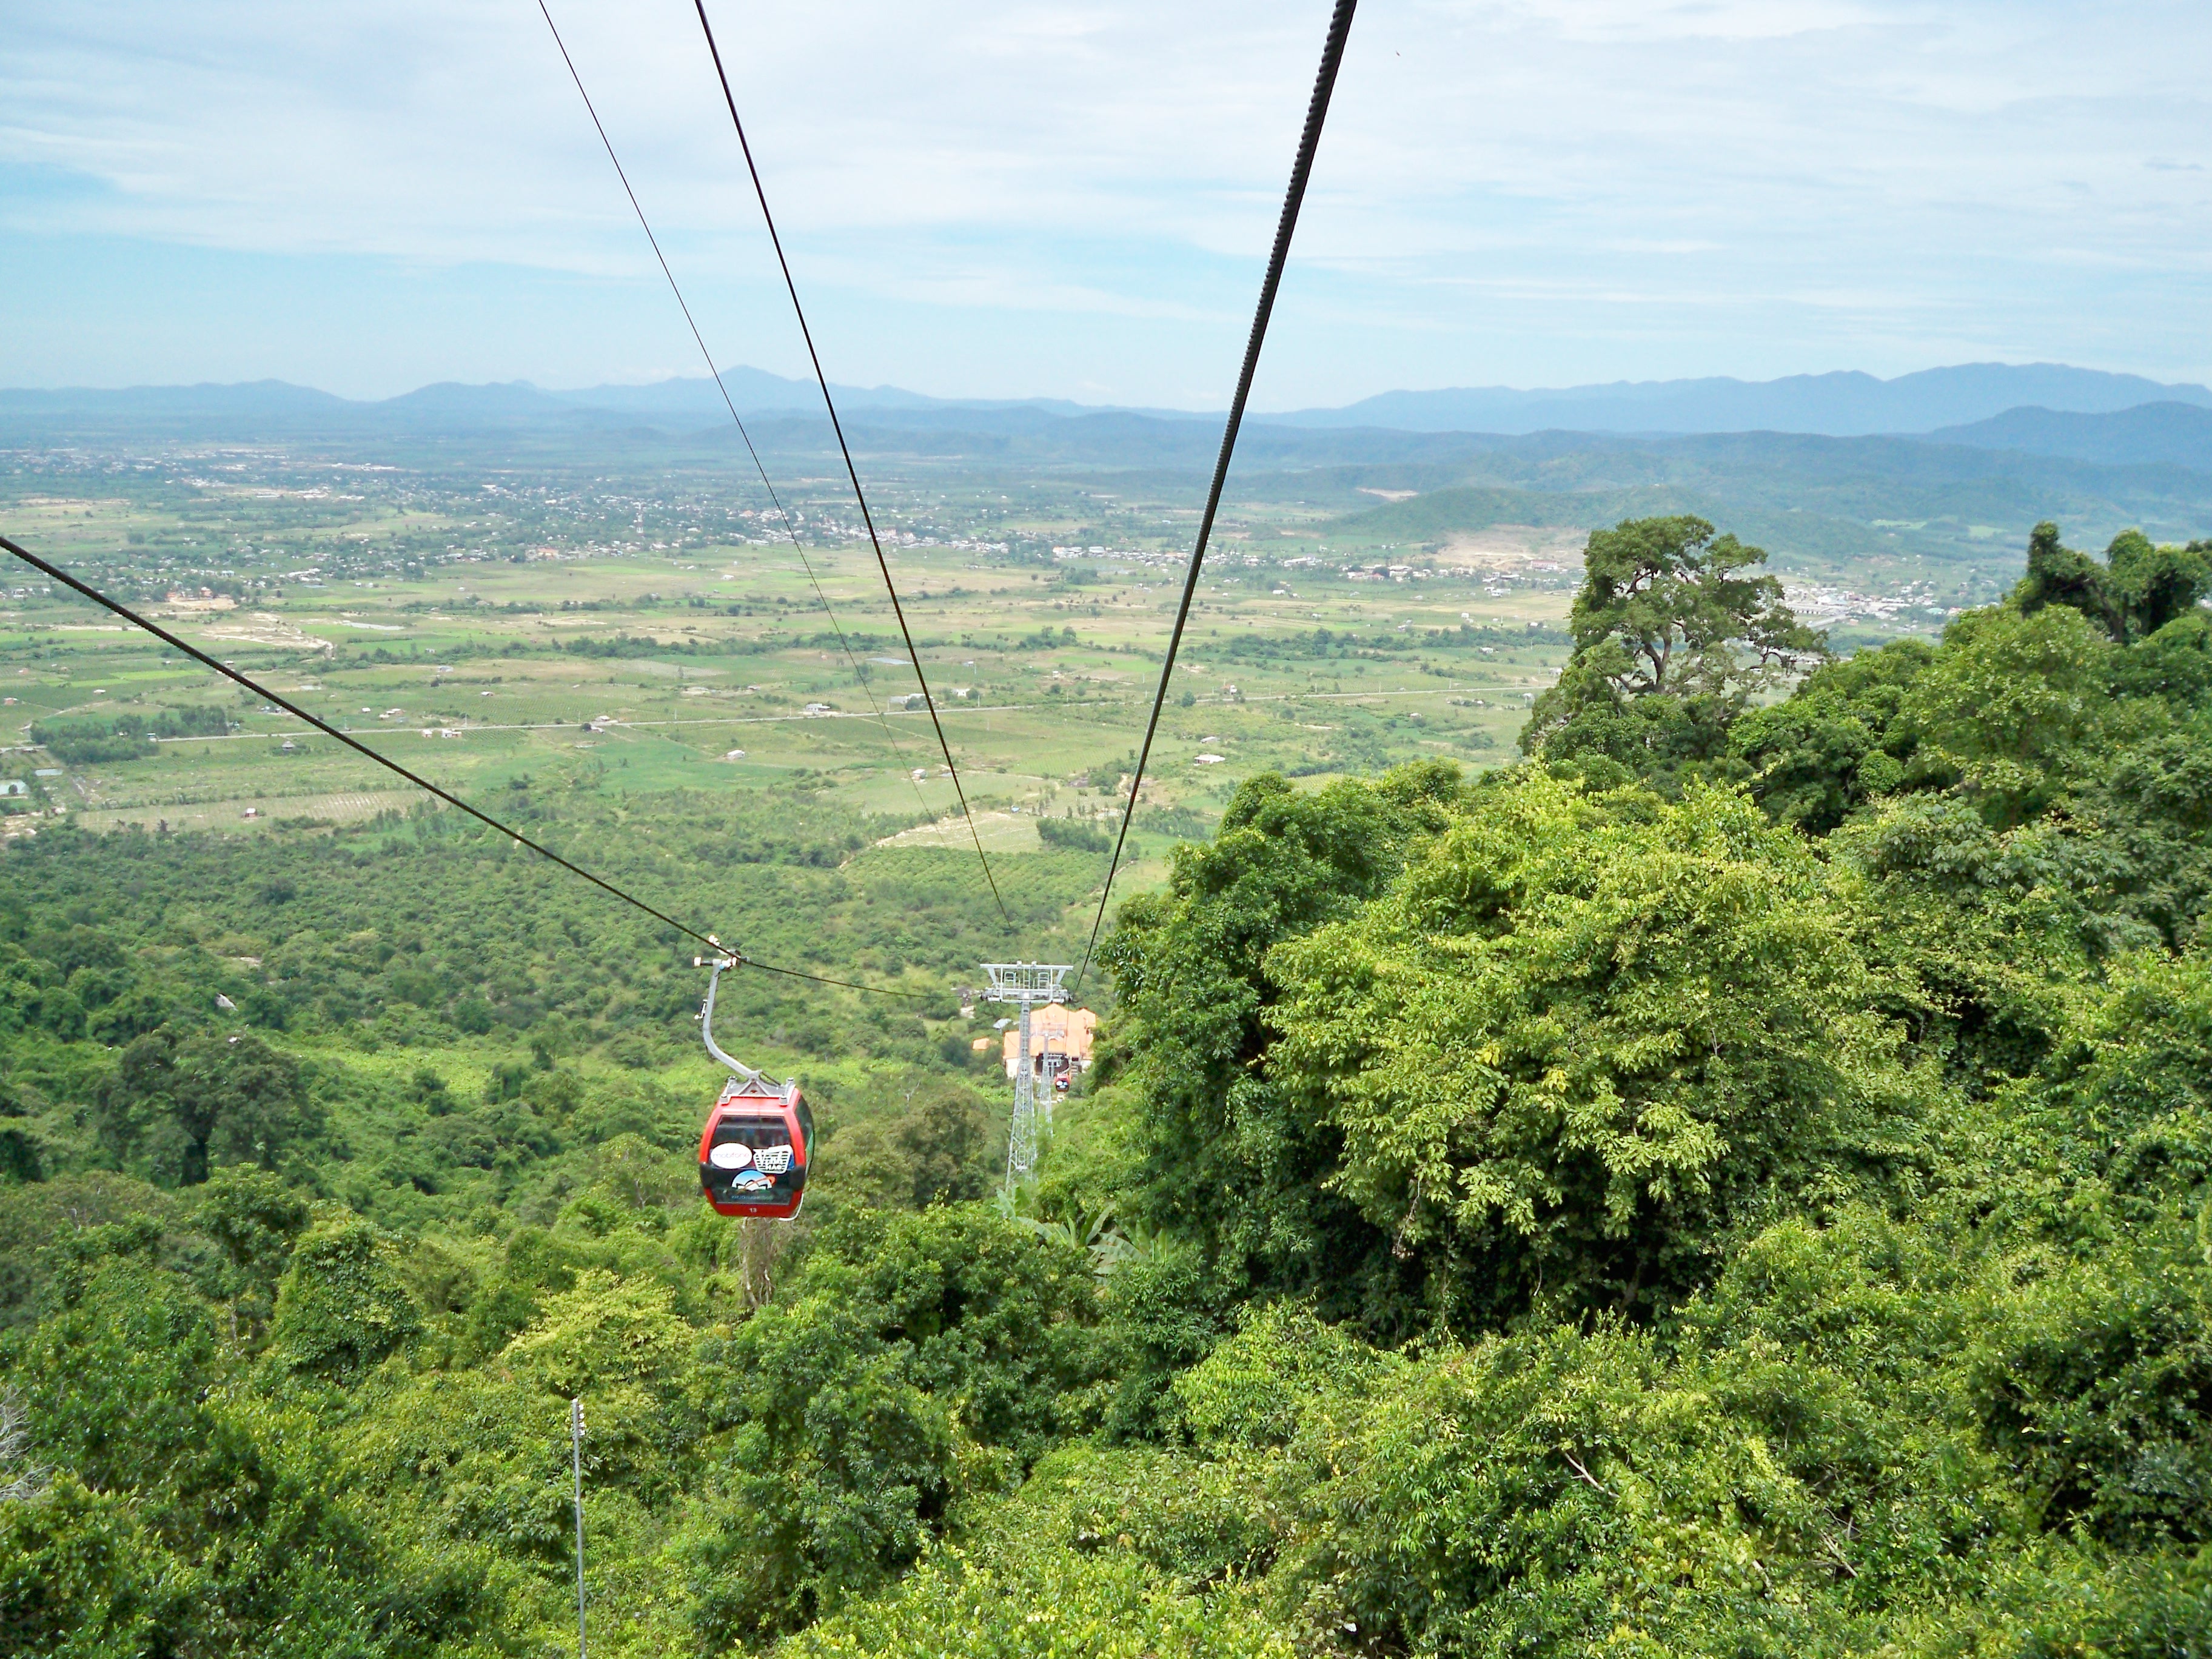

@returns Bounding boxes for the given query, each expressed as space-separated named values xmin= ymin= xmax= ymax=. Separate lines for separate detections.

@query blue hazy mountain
xmin=547 ymin=361 xmax=2212 ymax=437
xmin=9 ymin=361 xmax=2208 ymax=440
xmin=0 ymin=379 xmax=356 ymax=420
xmin=1262 ymin=364 xmax=2212 ymax=437
xmin=1928 ymin=401 xmax=2212 ymax=471
xmin=0 ymin=378 xmax=618 ymax=438
xmin=0 ymin=370 xmax=1106 ymax=437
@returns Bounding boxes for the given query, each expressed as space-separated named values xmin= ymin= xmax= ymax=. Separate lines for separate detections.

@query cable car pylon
xmin=981 ymin=961 xmax=1073 ymax=1197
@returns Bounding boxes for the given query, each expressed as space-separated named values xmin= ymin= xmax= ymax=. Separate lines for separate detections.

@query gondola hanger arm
xmin=697 ymin=950 xmax=779 ymax=1090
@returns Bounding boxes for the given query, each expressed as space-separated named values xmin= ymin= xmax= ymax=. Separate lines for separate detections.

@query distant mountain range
xmin=2 ymin=363 xmax=2208 ymax=473
xmin=0 ymin=372 xmax=1109 ymax=443
xmin=1265 ymin=363 xmax=2212 ymax=437
xmin=4 ymin=366 xmax=2206 ymax=577
xmin=1929 ymin=401 xmax=2212 ymax=471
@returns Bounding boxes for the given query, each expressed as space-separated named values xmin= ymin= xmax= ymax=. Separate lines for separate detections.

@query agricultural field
xmin=1 ymin=437 xmax=1580 ymax=874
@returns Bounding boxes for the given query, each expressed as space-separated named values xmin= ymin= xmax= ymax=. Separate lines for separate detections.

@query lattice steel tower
xmin=981 ymin=961 xmax=1072 ymax=1192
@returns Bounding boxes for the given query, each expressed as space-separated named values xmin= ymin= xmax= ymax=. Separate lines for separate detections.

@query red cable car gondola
xmin=695 ymin=953 xmax=814 ymax=1221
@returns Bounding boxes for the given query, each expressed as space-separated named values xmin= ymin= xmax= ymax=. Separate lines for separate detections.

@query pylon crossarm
xmin=980 ymin=962 xmax=1073 ymax=1004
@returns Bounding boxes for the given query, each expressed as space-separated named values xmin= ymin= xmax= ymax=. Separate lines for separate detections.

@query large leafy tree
xmin=94 ymin=1026 xmax=323 ymax=1187
xmin=1726 ymin=519 xmax=2208 ymax=813
xmin=193 ymin=1165 xmax=312 ymax=1336
xmin=1523 ymin=515 xmax=1825 ymax=785
xmin=272 ymin=1217 xmax=422 ymax=1383
xmin=1265 ymin=774 xmax=1939 ymax=1327
xmin=681 ymin=1205 xmax=1102 ymax=1644
xmin=1896 ymin=603 xmax=2119 ymax=826
xmin=2016 ymin=521 xmax=2212 ymax=643
xmin=813 ymin=1081 xmax=996 ymax=1213
xmin=1096 ymin=763 xmax=1466 ymax=1333
xmin=1728 ymin=637 xmax=1936 ymax=833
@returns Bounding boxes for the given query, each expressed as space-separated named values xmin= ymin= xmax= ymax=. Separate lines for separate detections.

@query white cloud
xmin=1 ymin=0 xmax=2208 ymax=398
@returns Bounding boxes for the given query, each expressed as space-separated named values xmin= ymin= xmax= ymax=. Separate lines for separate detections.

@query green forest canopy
xmin=7 ymin=517 xmax=2212 ymax=1655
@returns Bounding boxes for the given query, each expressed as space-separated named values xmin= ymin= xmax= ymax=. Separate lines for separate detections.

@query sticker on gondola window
xmin=754 ymin=1145 xmax=793 ymax=1176
xmin=709 ymin=1142 xmax=753 ymax=1170
xmin=731 ymin=1168 xmax=773 ymax=1192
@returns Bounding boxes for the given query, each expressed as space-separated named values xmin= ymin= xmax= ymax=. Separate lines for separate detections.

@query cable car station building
xmin=1000 ymin=1002 xmax=1096 ymax=1089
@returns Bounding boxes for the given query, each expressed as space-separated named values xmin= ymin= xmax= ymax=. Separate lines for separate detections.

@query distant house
xmin=0 ymin=780 xmax=25 ymax=797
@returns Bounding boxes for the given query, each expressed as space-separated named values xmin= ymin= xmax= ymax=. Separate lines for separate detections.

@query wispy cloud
xmin=1 ymin=0 xmax=2207 ymax=400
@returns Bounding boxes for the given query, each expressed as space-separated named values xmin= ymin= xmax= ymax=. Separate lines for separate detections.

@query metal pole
xmin=1039 ymin=1028 xmax=1059 ymax=1134
xmin=1016 ymin=996 xmax=1034 ymax=1170
xmin=571 ymin=1397 xmax=588 ymax=1659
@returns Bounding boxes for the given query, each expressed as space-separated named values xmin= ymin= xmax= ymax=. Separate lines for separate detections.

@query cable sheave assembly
xmin=690 ymin=0 xmax=1008 ymax=924
xmin=1076 ymin=0 xmax=1359 ymax=987
xmin=0 ymin=533 xmax=922 ymax=1002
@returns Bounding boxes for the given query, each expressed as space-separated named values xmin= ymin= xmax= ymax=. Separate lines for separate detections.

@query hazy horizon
xmin=7 ymin=357 xmax=2210 ymax=413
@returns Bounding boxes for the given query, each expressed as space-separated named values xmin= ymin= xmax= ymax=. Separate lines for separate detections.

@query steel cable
xmin=0 ymin=533 xmax=924 ymax=1002
xmin=534 ymin=0 xmax=938 ymax=831
xmin=1075 ymin=0 xmax=1359 ymax=988
xmin=689 ymin=0 xmax=1008 ymax=923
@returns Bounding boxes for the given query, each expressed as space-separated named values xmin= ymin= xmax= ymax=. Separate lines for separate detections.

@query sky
xmin=3 ymin=0 xmax=2210 ymax=409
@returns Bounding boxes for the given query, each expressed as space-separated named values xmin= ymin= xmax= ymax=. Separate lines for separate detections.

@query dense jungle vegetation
xmin=8 ymin=516 xmax=2212 ymax=1657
